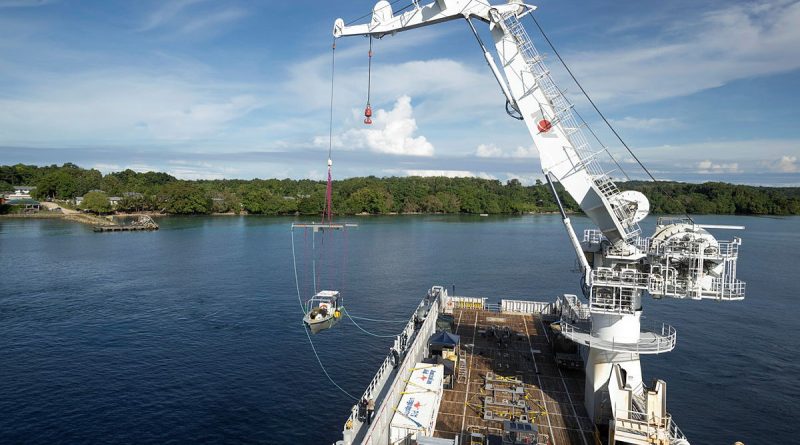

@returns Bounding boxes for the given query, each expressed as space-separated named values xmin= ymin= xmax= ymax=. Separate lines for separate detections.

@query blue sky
xmin=1 ymin=0 xmax=798 ymax=185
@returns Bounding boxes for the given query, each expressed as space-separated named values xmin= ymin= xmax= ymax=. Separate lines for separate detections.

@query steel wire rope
xmin=365 ymin=36 xmax=373 ymax=109
xmin=572 ymin=107 xmax=631 ymax=181
xmin=291 ymin=227 xmax=359 ymax=401
xmin=343 ymin=307 xmax=402 ymax=338
xmin=349 ymin=314 xmax=409 ymax=323
xmin=528 ymin=13 xmax=693 ymax=222
xmin=343 ymin=0 xmax=412 ymax=26
xmin=327 ymin=39 xmax=336 ymax=163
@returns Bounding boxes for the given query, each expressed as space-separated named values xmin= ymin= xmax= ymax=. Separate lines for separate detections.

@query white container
xmin=389 ymin=364 xmax=444 ymax=445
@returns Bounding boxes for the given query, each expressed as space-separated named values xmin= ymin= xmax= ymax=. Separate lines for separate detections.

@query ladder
xmin=458 ymin=348 xmax=468 ymax=384
xmin=503 ymin=12 xmax=643 ymax=241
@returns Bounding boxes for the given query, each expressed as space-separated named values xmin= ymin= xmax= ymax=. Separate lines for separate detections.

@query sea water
xmin=0 ymin=215 xmax=797 ymax=444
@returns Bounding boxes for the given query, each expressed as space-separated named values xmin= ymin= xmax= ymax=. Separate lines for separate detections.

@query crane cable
xmin=363 ymin=36 xmax=374 ymax=125
xmin=288 ymin=41 xmax=361 ymax=400
xmin=527 ymin=15 xmax=656 ymax=183
xmin=528 ymin=14 xmax=694 ymax=223
xmin=324 ymin=39 xmax=336 ymax=224
xmin=291 ymin=226 xmax=359 ymax=401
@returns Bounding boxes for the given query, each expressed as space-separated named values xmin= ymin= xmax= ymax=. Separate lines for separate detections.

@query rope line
xmin=572 ymin=107 xmax=631 ymax=181
xmin=291 ymin=227 xmax=307 ymax=314
xmin=344 ymin=307 xmax=401 ymax=338
xmin=291 ymin=227 xmax=358 ymax=401
xmin=301 ymin=321 xmax=359 ymax=401
xmin=349 ymin=314 xmax=408 ymax=323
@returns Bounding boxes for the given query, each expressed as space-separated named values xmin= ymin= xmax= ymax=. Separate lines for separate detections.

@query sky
xmin=0 ymin=0 xmax=799 ymax=185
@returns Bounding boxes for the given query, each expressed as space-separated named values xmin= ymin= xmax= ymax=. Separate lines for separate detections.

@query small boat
xmin=303 ymin=290 xmax=343 ymax=334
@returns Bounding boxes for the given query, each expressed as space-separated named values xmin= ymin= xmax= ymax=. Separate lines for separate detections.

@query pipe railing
xmin=560 ymin=321 xmax=677 ymax=354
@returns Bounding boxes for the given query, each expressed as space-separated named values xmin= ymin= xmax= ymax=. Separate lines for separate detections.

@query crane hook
xmin=363 ymin=36 xmax=374 ymax=125
xmin=364 ymin=104 xmax=373 ymax=125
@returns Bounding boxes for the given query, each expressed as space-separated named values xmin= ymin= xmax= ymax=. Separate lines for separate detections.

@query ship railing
xmin=485 ymin=302 xmax=502 ymax=313
xmin=583 ymin=229 xmax=604 ymax=244
xmin=648 ymin=270 xmax=745 ymax=301
xmin=591 ymin=268 xmax=650 ymax=288
xmin=709 ymin=277 xmax=746 ymax=300
xmin=341 ymin=295 xmax=440 ymax=445
xmin=628 ymin=382 xmax=647 ymax=412
xmin=614 ymin=409 xmax=688 ymax=444
xmin=589 ymin=288 xmax=638 ymax=316
xmin=558 ymin=294 xmax=591 ymax=321
xmin=650 ymin=238 xmax=740 ymax=260
xmin=499 ymin=299 xmax=555 ymax=315
xmin=449 ymin=296 xmax=487 ymax=311
xmin=585 ymin=229 xmax=651 ymax=253
xmin=656 ymin=216 xmax=693 ymax=227
xmin=560 ymin=321 xmax=676 ymax=354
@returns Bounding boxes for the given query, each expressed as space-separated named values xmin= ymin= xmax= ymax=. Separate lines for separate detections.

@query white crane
xmin=333 ymin=1 xmax=745 ymax=442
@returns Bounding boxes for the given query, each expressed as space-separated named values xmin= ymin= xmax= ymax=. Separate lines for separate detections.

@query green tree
xmin=346 ymin=187 xmax=392 ymax=214
xmin=159 ymin=182 xmax=212 ymax=214
xmin=117 ymin=194 xmax=154 ymax=212
xmin=35 ymin=170 xmax=77 ymax=200
xmin=242 ymin=189 xmax=293 ymax=214
xmin=81 ymin=191 xmax=112 ymax=214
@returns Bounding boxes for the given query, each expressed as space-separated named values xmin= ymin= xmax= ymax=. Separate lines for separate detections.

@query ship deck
xmin=433 ymin=308 xmax=596 ymax=445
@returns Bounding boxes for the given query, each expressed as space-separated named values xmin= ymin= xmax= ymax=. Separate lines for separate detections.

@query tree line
xmin=1 ymin=163 xmax=798 ymax=216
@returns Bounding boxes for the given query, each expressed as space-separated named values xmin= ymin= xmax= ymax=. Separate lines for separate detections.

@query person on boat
xmin=358 ymin=397 xmax=367 ymax=422
xmin=366 ymin=397 xmax=375 ymax=425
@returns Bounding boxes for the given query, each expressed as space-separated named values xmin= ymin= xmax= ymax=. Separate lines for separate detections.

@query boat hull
xmin=304 ymin=313 xmax=340 ymax=334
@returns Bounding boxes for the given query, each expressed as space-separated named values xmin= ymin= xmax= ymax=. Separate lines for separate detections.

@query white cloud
xmin=333 ymin=95 xmax=434 ymax=156
xmin=402 ymin=169 xmax=496 ymax=180
xmin=179 ymin=8 xmax=246 ymax=34
xmin=511 ymin=144 xmax=539 ymax=158
xmin=139 ymin=0 xmax=207 ymax=31
xmin=0 ymin=0 xmax=55 ymax=7
xmin=284 ymin=50 xmax=500 ymax=130
xmin=568 ymin=1 xmax=800 ymax=104
xmin=771 ymin=155 xmax=799 ymax=173
xmin=695 ymin=160 xmax=741 ymax=174
xmin=475 ymin=143 xmax=502 ymax=158
xmin=165 ymin=159 xmax=239 ymax=180
xmin=473 ymin=142 xmax=538 ymax=159
xmin=504 ymin=172 xmax=543 ymax=186
xmin=0 ymin=72 xmax=265 ymax=145
xmin=609 ymin=116 xmax=681 ymax=130
xmin=92 ymin=163 xmax=121 ymax=173
xmin=636 ymin=139 xmax=800 ymax=164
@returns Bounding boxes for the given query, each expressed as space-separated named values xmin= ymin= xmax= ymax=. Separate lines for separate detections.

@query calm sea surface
xmin=1 ymin=214 xmax=797 ymax=444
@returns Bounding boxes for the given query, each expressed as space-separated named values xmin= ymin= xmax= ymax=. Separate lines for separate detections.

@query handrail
xmin=560 ymin=321 xmax=677 ymax=354
xmin=614 ymin=409 xmax=688 ymax=442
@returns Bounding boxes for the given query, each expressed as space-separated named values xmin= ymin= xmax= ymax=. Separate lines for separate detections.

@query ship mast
xmin=332 ymin=0 xmax=745 ymax=441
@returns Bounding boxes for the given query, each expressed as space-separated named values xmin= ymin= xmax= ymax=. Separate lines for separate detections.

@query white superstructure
xmin=331 ymin=2 xmax=746 ymax=443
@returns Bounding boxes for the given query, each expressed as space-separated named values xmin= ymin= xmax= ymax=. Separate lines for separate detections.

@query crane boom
xmin=334 ymin=0 xmax=645 ymax=246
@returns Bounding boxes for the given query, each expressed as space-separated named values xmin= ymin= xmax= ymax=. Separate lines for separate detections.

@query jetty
xmin=93 ymin=215 xmax=159 ymax=232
